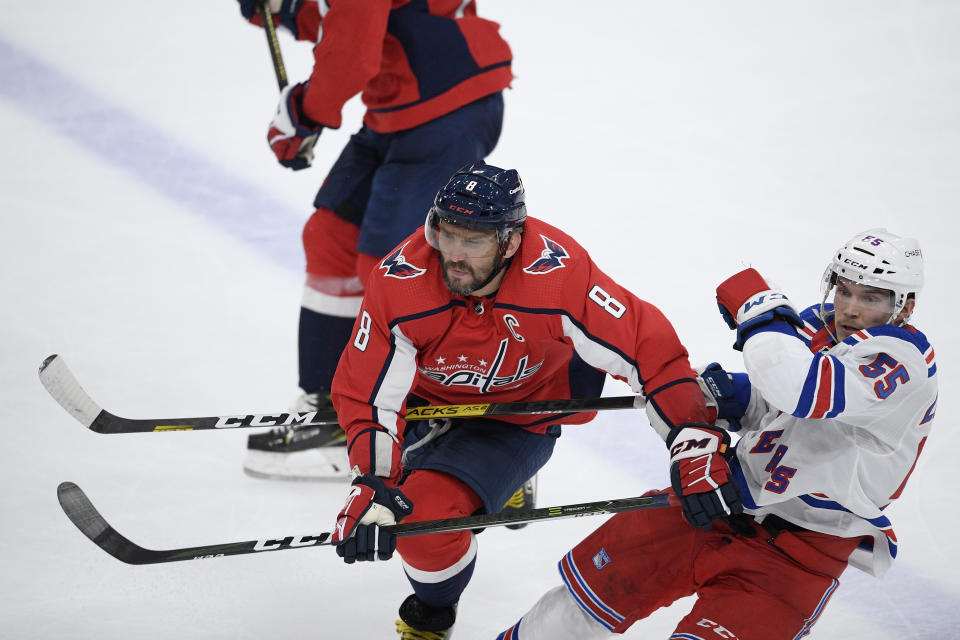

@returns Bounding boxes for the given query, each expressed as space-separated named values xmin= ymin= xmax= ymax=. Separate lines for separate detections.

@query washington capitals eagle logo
xmin=523 ymin=234 xmax=569 ymax=274
xmin=380 ymin=242 xmax=426 ymax=279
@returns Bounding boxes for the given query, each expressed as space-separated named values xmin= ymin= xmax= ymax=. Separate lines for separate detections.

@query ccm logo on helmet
xmin=448 ymin=204 xmax=476 ymax=215
xmin=842 ymin=258 xmax=870 ymax=270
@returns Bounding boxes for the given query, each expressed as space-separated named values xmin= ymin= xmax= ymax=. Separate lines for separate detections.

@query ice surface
xmin=1 ymin=1 xmax=958 ymax=638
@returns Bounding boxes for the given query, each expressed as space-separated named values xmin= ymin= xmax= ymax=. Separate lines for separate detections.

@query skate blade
xmin=242 ymin=448 xmax=350 ymax=482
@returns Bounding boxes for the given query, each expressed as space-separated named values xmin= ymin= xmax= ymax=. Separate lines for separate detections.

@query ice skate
xmin=243 ymin=390 xmax=349 ymax=481
xmin=395 ymin=594 xmax=456 ymax=639
xmin=502 ymin=474 xmax=537 ymax=530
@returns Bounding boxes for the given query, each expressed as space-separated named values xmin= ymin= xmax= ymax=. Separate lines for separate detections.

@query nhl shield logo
xmin=523 ymin=234 xmax=569 ymax=274
xmin=380 ymin=242 xmax=426 ymax=279
xmin=592 ymin=548 xmax=611 ymax=570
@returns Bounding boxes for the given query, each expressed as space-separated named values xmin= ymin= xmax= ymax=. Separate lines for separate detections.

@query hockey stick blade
xmin=39 ymin=354 xmax=340 ymax=434
xmin=39 ymin=355 xmax=105 ymax=431
xmin=56 ymin=481 xmax=314 ymax=564
xmin=57 ymin=481 xmax=670 ymax=565
xmin=39 ymin=355 xmax=645 ymax=434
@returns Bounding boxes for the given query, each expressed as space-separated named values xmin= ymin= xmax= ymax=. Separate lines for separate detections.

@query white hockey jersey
xmin=731 ymin=304 xmax=937 ymax=577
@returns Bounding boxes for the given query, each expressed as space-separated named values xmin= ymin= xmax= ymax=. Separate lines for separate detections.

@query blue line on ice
xmin=0 ymin=36 xmax=306 ymax=272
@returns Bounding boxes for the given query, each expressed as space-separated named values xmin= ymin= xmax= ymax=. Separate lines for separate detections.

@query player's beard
xmin=442 ymin=257 xmax=496 ymax=295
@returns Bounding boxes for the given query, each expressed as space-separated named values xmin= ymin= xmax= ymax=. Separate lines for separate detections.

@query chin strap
xmin=466 ymin=256 xmax=513 ymax=295
xmin=467 ymin=228 xmax=522 ymax=294
xmin=818 ymin=291 xmax=838 ymax=343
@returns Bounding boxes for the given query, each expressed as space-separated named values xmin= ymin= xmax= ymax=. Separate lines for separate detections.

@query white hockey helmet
xmin=820 ymin=228 xmax=924 ymax=325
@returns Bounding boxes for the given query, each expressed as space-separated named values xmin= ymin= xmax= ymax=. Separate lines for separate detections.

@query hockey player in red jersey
xmin=235 ymin=0 xmax=513 ymax=479
xmin=496 ymin=229 xmax=936 ymax=640
xmin=326 ymin=163 xmax=722 ymax=638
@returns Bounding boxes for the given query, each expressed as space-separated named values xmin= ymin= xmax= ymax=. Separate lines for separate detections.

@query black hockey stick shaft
xmin=38 ymin=355 xmax=645 ymax=434
xmin=57 ymin=481 xmax=671 ymax=565
xmin=258 ymin=0 xmax=288 ymax=90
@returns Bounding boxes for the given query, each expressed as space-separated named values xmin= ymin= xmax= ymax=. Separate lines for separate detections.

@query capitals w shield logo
xmin=380 ymin=242 xmax=426 ymax=279
xmin=523 ymin=234 xmax=569 ymax=274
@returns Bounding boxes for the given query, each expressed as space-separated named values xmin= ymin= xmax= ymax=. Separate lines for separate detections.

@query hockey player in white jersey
xmin=496 ymin=228 xmax=937 ymax=640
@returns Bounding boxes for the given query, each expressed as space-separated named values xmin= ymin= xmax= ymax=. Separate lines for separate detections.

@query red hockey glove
xmin=267 ymin=82 xmax=321 ymax=171
xmin=716 ymin=268 xmax=802 ymax=351
xmin=666 ymin=423 xmax=743 ymax=529
xmin=331 ymin=474 xmax=413 ymax=564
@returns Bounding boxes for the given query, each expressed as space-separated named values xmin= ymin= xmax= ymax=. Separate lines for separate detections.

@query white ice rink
xmin=2 ymin=2 xmax=958 ymax=638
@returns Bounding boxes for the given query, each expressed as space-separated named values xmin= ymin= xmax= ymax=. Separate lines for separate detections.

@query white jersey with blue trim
xmin=732 ymin=304 xmax=937 ymax=577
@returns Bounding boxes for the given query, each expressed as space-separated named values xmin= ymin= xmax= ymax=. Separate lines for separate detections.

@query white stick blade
xmin=38 ymin=355 xmax=102 ymax=428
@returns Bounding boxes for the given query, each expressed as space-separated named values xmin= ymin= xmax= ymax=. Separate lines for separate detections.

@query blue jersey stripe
xmin=792 ymin=354 xmax=823 ymax=418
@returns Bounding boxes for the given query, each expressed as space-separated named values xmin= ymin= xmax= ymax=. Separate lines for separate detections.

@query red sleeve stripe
xmin=808 ymin=356 xmax=835 ymax=419
xmin=495 ymin=623 xmax=520 ymax=640
xmin=793 ymin=353 xmax=846 ymax=420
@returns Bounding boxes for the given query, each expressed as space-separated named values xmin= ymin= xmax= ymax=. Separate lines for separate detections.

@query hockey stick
xmin=58 ymin=481 xmax=671 ymax=565
xmin=38 ymin=354 xmax=646 ymax=434
xmin=258 ymin=0 xmax=288 ymax=90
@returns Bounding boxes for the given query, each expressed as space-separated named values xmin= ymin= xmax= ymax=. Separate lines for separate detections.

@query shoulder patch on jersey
xmin=523 ymin=234 xmax=569 ymax=274
xmin=379 ymin=242 xmax=426 ymax=279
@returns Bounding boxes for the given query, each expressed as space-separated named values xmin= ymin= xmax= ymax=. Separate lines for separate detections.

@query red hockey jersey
xmin=271 ymin=0 xmax=513 ymax=133
xmin=331 ymin=217 xmax=709 ymax=483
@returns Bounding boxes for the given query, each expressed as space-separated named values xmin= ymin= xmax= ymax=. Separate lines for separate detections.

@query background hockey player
xmin=327 ymin=162 xmax=715 ymax=638
xmin=496 ymin=228 xmax=936 ymax=640
xmin=234 ymin=0 xmax=513 ymax=479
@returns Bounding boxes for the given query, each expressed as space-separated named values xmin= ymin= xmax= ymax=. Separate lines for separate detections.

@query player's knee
xmin=303 ymin=207 xmax=361 ymax=277
xmin=398 ymin=528 xmax=471 ymax=567
xmin=396 ymin=470 xmax=483 ymax=568
xmin=356 ymin=251 xmax=380 ymax=289
xmin=399 ymin=470 xmax=484 ymax=522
